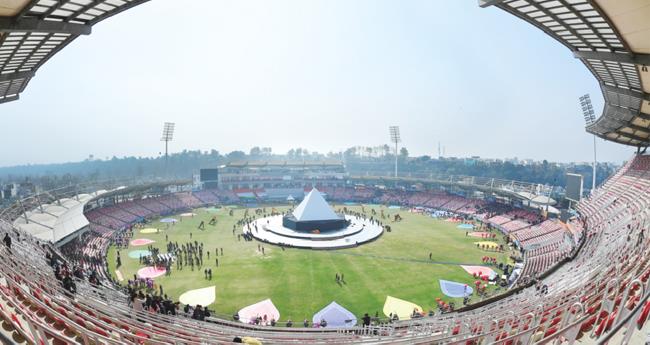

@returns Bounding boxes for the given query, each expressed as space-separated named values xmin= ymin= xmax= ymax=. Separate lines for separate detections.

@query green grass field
xmin=107 ymin=205 xmax=510 ymax=322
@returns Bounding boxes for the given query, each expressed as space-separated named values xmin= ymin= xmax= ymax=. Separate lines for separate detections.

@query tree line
xmin=0 ymin=146 xmax=616 ymax=192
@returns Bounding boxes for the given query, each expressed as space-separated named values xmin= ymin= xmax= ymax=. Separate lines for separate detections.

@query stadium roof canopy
xmin=481 ymin=0 xmax=650 ymax=147
xmin=12 ymin=190 xmax=106 ymax=243
xmin=0 ymin=0 xmax=149 ymax=104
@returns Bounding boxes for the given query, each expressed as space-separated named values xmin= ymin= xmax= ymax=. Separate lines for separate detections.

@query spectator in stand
xmin=132 ymin=292 xmax=144 ymax=313
xmin=362 ymin=313 xmax=371 ymax=326
xmin=2 ymin=233 xmax=10 ymax=249
xmin=192 ymin=305 xmax=205 ymax=320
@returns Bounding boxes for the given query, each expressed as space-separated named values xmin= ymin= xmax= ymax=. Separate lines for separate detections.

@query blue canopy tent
xmin=439 ymin=279 xmax=473 ymax=298
xmin=312 ymin=302 xmax=357 ymax=328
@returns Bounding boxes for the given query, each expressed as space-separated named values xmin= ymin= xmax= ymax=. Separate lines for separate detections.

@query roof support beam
xmin=478 ymin=0 xmax=506 ymax=8
xmin=604 ymin=103 xmax=639 ymax=119
xmin=0 ymin=95 xmax=19 ymax=103
xmin=615 ymin=130 xmax=649 ymax=143
xmin=626 ymin=124 xmax=650 ymax=135
xmin=588 ymin=103 xmax=640 ymax=131
xmin=574 ymin=50 xmax=650 ymax=66
xmin=0 ymin=71 xmax=34 ymax=82
xmin=601 ymin=83 xmax=650 ymax=103
xmin=0 ymin=18 xmax=91 ymax=35
xmin=638 ymin=113 xmax=650 ymax=121
xmin=606 ymin=134 xmax=642 ymax=146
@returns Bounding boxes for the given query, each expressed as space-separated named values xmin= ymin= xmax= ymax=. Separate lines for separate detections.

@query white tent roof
xmin=517 ymin=191 xmax=535 ymax=200
xmin=530 ymin=195 xmax=556 ymax=205
xmin=292 ymin=188 xmax=339 ymax=221
xmin=14 ymin=201 xmax=89 ymax=243
xmin=13 ymin=189 xmax=108 ymax=243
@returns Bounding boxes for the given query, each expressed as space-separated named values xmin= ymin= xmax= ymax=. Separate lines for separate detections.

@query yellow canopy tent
xmin=382 ymin=296 xmax=422 ymax=320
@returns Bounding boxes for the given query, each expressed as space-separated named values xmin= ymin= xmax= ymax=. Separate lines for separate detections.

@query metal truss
xmin=481 ymin=0 xmax=650 ymax=147
xmin=0 ymin=0 xmax=150 ymax=104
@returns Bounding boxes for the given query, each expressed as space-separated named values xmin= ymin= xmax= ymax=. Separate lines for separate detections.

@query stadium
xmin=0 ymin=0 xmax=649 ymax=344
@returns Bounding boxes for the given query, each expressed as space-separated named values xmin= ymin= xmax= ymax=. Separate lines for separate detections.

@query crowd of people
xmin=128 ymin=288 xmax=180 ymax=316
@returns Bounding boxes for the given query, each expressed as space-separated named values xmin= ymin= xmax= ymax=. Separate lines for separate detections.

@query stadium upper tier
xmin=0 ymin=0 xmax=150 ymax=103
xmin=349 ymin=174 xmax=557 ymax=206
xmin=481 ymin=0 xmax=650 ymax=147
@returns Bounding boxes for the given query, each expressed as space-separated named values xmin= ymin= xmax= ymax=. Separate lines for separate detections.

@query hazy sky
xmin=0 ymin=0 xmax=634 ymax=167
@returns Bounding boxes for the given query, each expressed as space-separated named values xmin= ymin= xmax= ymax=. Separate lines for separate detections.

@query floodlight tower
xmin=161 ymin=122 xmax=175 ymax=168
xmin=579 ymin=94 xmax=597 ymax=192
xmin=389 ymin=126 xmax=401 ymax=178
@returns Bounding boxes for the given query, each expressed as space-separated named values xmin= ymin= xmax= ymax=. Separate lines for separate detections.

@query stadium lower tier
xmin=0 ymin=155 xmax=649 ymax=343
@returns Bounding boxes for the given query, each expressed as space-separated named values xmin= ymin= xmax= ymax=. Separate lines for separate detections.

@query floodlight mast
xmin=161 ymin=122 xmax=175 ymax=172
xmin=389 ymin=126 xmax=401 ymax=179
xmin=579 ymin=94 xmax=597 ymax=192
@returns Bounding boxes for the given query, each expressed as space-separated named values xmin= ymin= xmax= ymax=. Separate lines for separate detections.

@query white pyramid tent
xmin=293 ymin=188 xmax=339 ymax=221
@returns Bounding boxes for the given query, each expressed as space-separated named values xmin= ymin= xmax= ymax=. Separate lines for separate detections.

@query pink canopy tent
xmin=137 ymin=266 xmax=166 ymax=279
xmin=131 ymin=238 xmax=155 ymax=246
xmin=460 ymin=265 xmax=497 ymax=280
xmin=467 ymin=232 xmax=493 ymax=238
xmin=238 ymin=299 xmax=280 ymax=325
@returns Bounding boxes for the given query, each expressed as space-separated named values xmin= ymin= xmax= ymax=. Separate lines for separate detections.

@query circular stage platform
xmin=245 ymin=214 xmax=383 ymax=249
